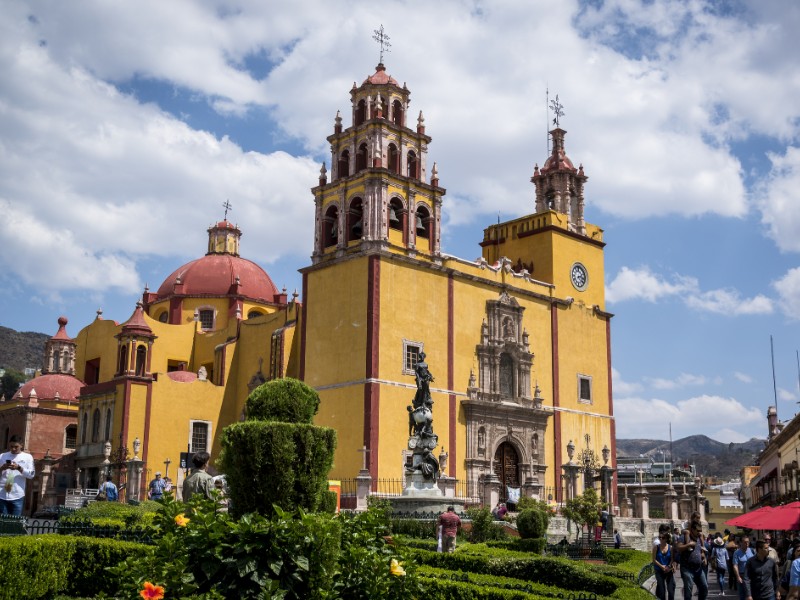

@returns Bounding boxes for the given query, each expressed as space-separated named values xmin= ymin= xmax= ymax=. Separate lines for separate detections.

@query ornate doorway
xmin=493 ymin=442 xmax=520 ymax=500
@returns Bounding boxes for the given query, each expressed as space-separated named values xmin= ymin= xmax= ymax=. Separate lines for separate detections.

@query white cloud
xmin=773 ymin=267 xmax=800 ymax=321
xmin=759 ymin=148 xmax=800 ymax=254
xmin=645 ymin=373 xmax=715 ymax=391
xmin=777 ymin=387 xmax=797 ymax=403
xmin=612 ymin=367 xmax=643 ymax=395
xmin=709 ymin=428 xmax=752 ymax=444
xmin=615 ymin=394 xmax=764 ymax=441
xmin=733 ymin=372 xmax=754 ymax=384
xmin=607 ymin=266 xmax=773 ymax=315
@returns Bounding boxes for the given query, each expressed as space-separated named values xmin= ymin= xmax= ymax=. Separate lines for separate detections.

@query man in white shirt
xmin=0 ymin=435 xmax=35 ymax=516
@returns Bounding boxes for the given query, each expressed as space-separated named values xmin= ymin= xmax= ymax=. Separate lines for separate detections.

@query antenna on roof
xmin=372 ymin=25 xmax=391 ymax=64
xmin=771 ymin=335 xmax=779 ymax=422
xmin=222 ymin=199 xmax=233 ymax=221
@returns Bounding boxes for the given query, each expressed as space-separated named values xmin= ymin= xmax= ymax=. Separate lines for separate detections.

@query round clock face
xmin=571 ymin=262 xmax=588 ymax=291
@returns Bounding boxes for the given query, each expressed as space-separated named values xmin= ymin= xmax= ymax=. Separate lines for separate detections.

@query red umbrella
xmin=725 ymin=506 xmax=774 ymax=528
xmin=745 ymin=502 xmax=800 ymax=531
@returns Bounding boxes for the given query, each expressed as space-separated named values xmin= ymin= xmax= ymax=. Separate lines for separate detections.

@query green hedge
xmin=246 ymin=378 xmax=321 ymax=424
xmin=410 ymin=548 xmax=619 ymax=595
xmin=221 ymin=420 xmax=336 ymax=516
xmin=421 ymin=576 xmax=543 ymax=599
xmin=487 ymin=538 xmax=547 ymax=554
xmin=419 ymin=565 xmax=572 ymax=599
xmin=0 ymin=535 xmax=149 ymax=599
xmin=516 ymin=509 xmax=547 ymax=539
xmin=392 ymin=518 xmax=439 ymax=539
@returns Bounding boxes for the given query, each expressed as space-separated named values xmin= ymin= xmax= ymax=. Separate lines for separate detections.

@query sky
xmin=1 ymin=0 xmax=799 ymax=445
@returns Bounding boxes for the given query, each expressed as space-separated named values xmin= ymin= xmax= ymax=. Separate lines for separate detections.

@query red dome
xmin=363 ymin=64 xmax=398 ymax=86
xmin=155 ymin=254 xmax=279 ymax=303
xmin=13 ymin=374 xmax=85 ymax=402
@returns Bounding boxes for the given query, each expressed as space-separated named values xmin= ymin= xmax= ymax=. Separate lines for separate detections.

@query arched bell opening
xmin=415 ymin=205 xmax=433 ymax=251
xmin=355 ymin=143 xmax=368 ymax=172
xmin=338 ymin=149 xmax=350 ymax=179
xmin=387 ymin=198 xmax=406 ymax=245
xmin=135 ymin=345 xmax=147 ymax=377
xmin=117 ymin=345 xmax=128 ymax=376
xmin=407 ymin=150 xmax=418 ymax=179
xmin=354 ymin=99 xmax=366 ymax=126
xmin=392 ymin=99 xmax=404 ymax=126
xmin=388 ymin=143 xmax=400 ymax=174
xmin=348 ymin=198 xmax=364 ymax=242
xmin=323 ymin=205 xmax=339 ymax=248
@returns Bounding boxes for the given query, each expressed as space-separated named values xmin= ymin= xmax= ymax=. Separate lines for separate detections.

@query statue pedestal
xmin=402 ymin=472 xmax=442 ymax=497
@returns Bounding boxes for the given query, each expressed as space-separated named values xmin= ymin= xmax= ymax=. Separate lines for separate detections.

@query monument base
xmin=389 ymin=473 xmax=465 ymax=516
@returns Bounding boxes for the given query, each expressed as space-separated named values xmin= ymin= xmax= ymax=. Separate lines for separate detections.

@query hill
xmin=0 ymin=326 xmax=49 ymax=372
xmin=616 ymin=434 xmax=764 ymax=480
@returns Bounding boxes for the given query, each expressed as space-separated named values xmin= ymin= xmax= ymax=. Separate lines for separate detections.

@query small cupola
xmin=207 ymin=220 xmax=242 ymax=256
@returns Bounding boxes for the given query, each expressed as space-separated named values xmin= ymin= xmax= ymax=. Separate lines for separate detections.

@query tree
xmin=0 ymin=368 xmax=25 ymax=400
xmin=561 ymin=487 xmax=603 ymax=543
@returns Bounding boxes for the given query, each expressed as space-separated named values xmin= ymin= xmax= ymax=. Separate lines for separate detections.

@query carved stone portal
xmin=463 ymin=291 xmax=553 ymax=502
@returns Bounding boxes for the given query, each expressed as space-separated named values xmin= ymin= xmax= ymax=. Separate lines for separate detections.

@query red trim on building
xmin=169 ymin=297 xmax=182 ymax=325
xmin=551 ymin=304 xmax=562 ymax=502
xmin=364 ymin=256 xmax=381 ymax=482
xmin=605 ymin=317 xmax=617 ymax=507
xmin=142 ymin=382 xmax=153 ymax=464
xmin=219 ymin=343 xmax=227 ymax=384
xmin=122 ymin=379 xmax=131 ymax=449
xmin=447 ymin=274 xmax=456 ymax=477
xmin=299 ymin=272 xmax=308 ymax=380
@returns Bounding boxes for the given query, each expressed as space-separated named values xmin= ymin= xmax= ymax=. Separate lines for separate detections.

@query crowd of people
xmin=652 ymin=511 xmax=800 ymax=600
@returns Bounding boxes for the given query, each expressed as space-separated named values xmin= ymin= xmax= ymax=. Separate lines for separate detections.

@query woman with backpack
xmin=653 ymin=528 xmax=677 ymax=600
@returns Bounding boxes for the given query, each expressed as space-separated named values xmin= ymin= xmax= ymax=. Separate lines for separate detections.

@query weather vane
xmin=222 ymin=199 xmax=232 ymax=220
xmin=550 ymin=94 xmax=565 ymax=127
xmin=373 ymin=25 xmax=391 ymax=64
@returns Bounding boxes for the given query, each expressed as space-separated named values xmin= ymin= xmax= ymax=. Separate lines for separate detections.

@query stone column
xmin=664 ymin=486 xmax=679 ymax=521
xmin=634 ymin=487 xmax=649 ymax=519
xmin=562 ymin=464 xmax=580 ymax=501
xmin=126 ymin=458 xmax=144 ymax=502
xmin=482 ymin=472 xmax=501 ymax=508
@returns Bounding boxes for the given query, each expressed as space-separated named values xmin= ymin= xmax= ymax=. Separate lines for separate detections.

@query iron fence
xmin=338 ymin=477 xmax=481 ymax=505
xmin=0 ymin=516 xmax=154 ymax=544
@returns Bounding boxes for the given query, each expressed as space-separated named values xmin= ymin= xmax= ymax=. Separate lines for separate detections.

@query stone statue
xmin=406 ymin=353 xmax=439 ymax=482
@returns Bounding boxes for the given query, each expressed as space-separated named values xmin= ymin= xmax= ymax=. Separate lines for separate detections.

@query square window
xmin=402 ymin=340 xmax=423 ymax=375
xmin=198 ymin=309 xmax=214 ymax=331
xmin=578 ymin=375 xmax=592 ymax=404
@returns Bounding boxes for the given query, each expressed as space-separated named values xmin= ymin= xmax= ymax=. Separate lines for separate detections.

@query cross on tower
xmin=222 ymin=199 xmax=233 ymax=220
xmin=550 ymin=94 xmax=565 ymax=127
xmin=372 ymin=25 xmax=391 ymax=64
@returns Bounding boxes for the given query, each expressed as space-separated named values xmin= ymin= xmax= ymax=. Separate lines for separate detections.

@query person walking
xmin=677 ymin=520 xmax=709 ymax=600
xmin=653 ymin=529 xmax=677 ymax=600
xmin=437 ymin=506 xmax=461 ymax=553
xmin=614 ymin=529 xmax=622 ymax=549
xmin=0 ymin=435 xmax=35 ymax=516
xmin=746 ymin=540 xmax=778 ymax=600
xmin=99 ymin=475 xmax=118 ymax=502
xmin=733 ymin=536 xmax=755 ymax=600
xmin=711 ymin=535 xmax=729 ymax=596
xmin=148 ymin=471 xmax=166 ymax=500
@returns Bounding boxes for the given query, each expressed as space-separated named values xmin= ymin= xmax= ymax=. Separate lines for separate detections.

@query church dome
xmin=155 ymin=254 xmax=279 ymax=303
xmin=363 ymin=63 xmax=398 ymax=86
xmin=13 ymin=373 xmax=84 ymax=402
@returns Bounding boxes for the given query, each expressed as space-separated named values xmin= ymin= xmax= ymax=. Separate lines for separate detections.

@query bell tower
xmin=310 ymin=62 xmax=445 ymax=263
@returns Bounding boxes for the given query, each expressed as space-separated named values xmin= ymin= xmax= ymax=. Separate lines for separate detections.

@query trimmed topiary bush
xmin=467 ymin=506 xmax=507 ymax=542
xmin=221 ymin=420 xmax=336 ymax=516
xmin=246 ymin=378 xmax=321 ymax=423
xmin=516 ymin=508 xmax=546 ymax=539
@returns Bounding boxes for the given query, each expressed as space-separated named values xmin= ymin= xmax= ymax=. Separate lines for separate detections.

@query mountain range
xmin=0 ymin=326 xmax=48 ymax=372
xmin=616 ymin=435 xmax=764 ymax=481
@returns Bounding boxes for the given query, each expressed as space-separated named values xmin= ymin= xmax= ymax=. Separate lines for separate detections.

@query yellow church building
xmin=69 ymin=62 xmax=616 ymax=506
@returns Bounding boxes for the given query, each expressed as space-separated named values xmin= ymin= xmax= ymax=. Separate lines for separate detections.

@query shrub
xmin=320 ymin=489 xmax=338 ymax=514
xmin=221 ymin=420 xmax=336 ymax=516
xmin=516 ymin=508 xmax=547 ymax=539
xmin=0 ymin=535 xmax=148 ymax=599
xmin=246 ymin=378 xmax=321 ymax=424
xmin=111 ymin=495 xmax=341 ymax=599
xmin=418 ymin=565 xmax=569 ymax=599
xmin=409 ymin=548 xmax=619 ymax=595
xmin=487 ymin=538 xmax=547 ymax=554
xmin=392 ymin=518 xmax=439 ymax=539
xmin=466 ymin=506 xmax=507 ymax=542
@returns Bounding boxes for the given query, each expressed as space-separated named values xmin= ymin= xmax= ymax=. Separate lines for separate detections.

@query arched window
xmin=355 ymin=143 xmax=368 ymax=172
xmin=65 ymin=424 xmax=77 ymax=450
xmin=348 ymin=199 xmax=364 ymax=242
xmin=500 ymin=353 xmax=514 ymax=397
xmin=415 ymin=205 xmax=431 ymax=239
xmin=118 ymin=345 xmax=128 ymax=375
xmin=81 ymin=413 xmax=88 ymax=444
xmin=104 ymin=408 xmax=112 ymax=441
xmin=158 ymin=311 xmax=169 ymax=323
xmin=355 ymin=99 xmax=366 ymax=126
xmin=407 ymin=150 xmax=418 ymax=179
xmin=388 ymin=144 xmax=399 ymax=174
xmin=91 ymin=408 xmax=100 ymax=443
xmin=247 ymin=310 xmax=264 ymax=319
xmin=392 ymin=99 xmax=403 ymax=126
xmin=135 ymin=345 xmax=147 ymax=376
xmin=62 ymin=349 xmax=70 ymax=372
xmin=338 ymin=149 xmax=350 ymax=179
xmin=323 ymin=205 xmax=339 ymax=247
xmin=388 ymin=198 xmax=404 ymax=232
